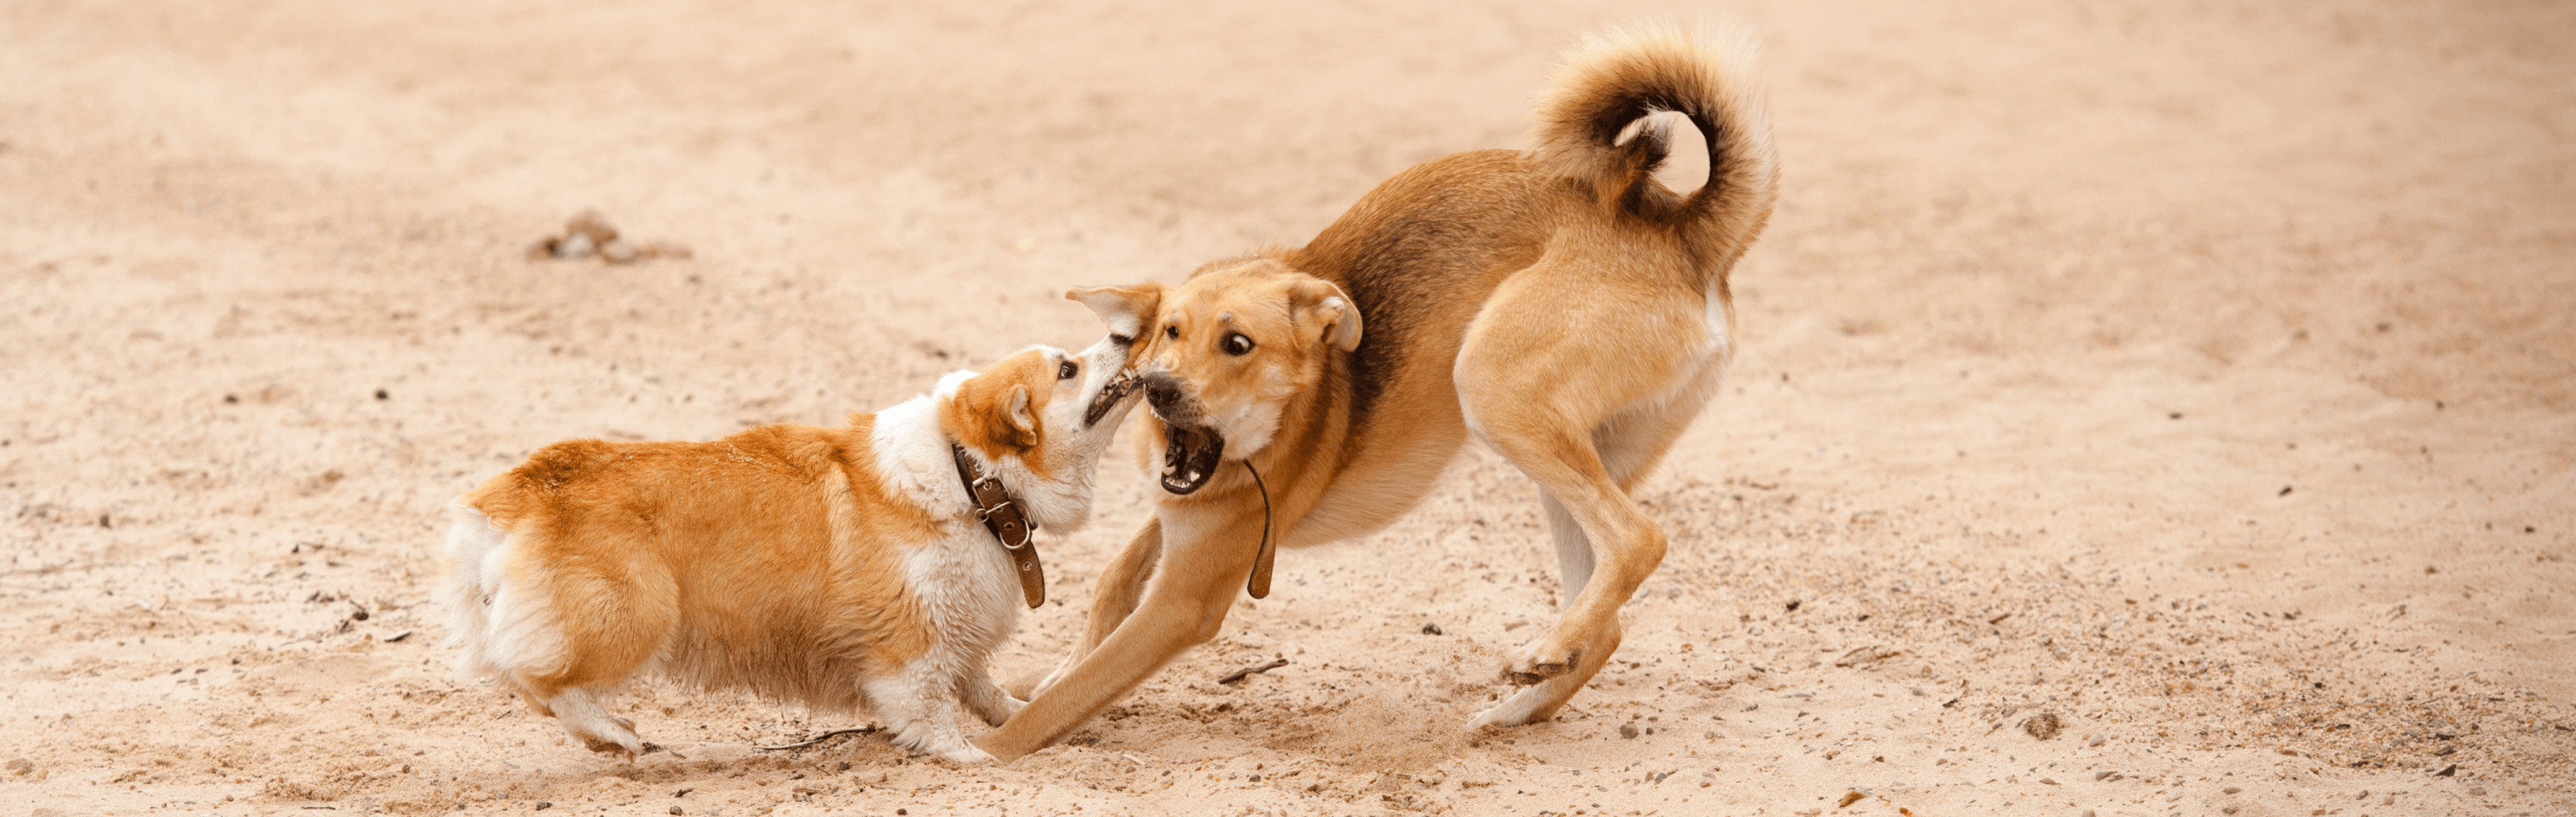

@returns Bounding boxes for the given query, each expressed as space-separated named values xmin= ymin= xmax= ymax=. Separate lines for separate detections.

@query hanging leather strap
xmin=951 ymin=443 xmax=1045 ymax=609
xmin=1245 ymin=461 xmax=1276 ymax=599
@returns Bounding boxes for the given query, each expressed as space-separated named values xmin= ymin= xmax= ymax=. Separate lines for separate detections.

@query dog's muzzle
xmin=1139 ymin=371 xmax=1224 ymax=495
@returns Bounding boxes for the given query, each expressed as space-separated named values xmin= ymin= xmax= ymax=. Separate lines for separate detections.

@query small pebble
xmin=535 ymin=803 xmax=551 ymax=811
xmin=2223 ymin=786 xmax=2242 ymax=794
xmin=1618 ymin=724 xmax=1639 ymax=739
xmin=2021 ymin=712 xmax=2062 ymax=741
xmin=668 ymin=809 xmax=682 ymax=816
xmin=554 ymin=232 xmax=597 ymax=260
xmin=1421 ymin=623 xmax=1442 ymax=635
xmin=599 ymin=238 xmax=640 ymax=264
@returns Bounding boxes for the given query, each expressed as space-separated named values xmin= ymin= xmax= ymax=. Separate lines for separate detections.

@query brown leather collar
xmin=951 ymin=443 xmax=1046 ymax=609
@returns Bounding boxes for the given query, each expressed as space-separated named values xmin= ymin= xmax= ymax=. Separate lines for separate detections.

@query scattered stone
xmin=529 ymin=211 xmax=691 ymax=265
xmin=553 ymin=232 xmax=598 ymax=260
xmin=383 ymin=630 xmax=413 ymax=643
xmin=2087 ymin=734 xmax=2105 ymax=747
xmin=2434 ymin=763 xmax=2456 ymax=777
xmin=1421 ymin=623 xmax=1443 ymax=635
xmin=599 ymin=238 xmax=640 ymax=264
xmin=2020 ymin=712 xmax=2062 ymax=741
xmin=1785 ymin=599 xmax=1802 ymax=612
xmin=2468 ymin=786 xmax=2486 ymax=796
xmin=535 ymin=803 xmax=551 ymax=811
xmin=668 ymin=809 xmax=682 ymax=816
xmin=1836 ymin=791 xmax=1864 ymax=808
xmin=2222 ymin=808 xmax=2237 ymax=815
xmin=2222 ymin=786 xmax=2241 ymax=794
xmin=1619 ymin=724 xmax=1639 ymax=739
xmin=2038 ymin=778 xmax=2056 ymax=785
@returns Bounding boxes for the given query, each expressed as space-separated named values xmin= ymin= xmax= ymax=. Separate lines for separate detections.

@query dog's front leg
xmin=1032 ymin=517 xmax=1162 ymax=697
xmin=976 ymin=508 xmax=1259 ymax=761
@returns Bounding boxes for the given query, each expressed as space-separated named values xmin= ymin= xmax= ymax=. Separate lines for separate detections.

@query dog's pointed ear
xmin=1288 ymin=278 xmax=1363 ymax=352
xmin=998 ymin=384 xmax=1037 ymax=448
xmin=945 ymin=369 xmax=1042 ymax=453
xmin=1066 ymin=283 xmax=1164 ymax=342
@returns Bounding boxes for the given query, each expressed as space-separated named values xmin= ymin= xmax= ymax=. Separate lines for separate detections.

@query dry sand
xmin=4 ymin=2 xmax=2572 ymax=815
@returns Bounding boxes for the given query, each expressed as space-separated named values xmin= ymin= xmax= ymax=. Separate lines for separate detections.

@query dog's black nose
xmin=1139 ymin=372 xmax=1194 ymax=421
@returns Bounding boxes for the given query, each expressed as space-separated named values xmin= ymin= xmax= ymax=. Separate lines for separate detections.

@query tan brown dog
xmin=440 ymin=304 xmax=1147 ymax=764
xmin=980 ymin=27 xmax=1778 ymax=760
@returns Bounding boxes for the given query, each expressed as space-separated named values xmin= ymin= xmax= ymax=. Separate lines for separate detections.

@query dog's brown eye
xmin=1058 ymin=360 xmax=1080 ymax=380
xmin=1223 ymin=333 xmax=1255 ymax=356
xmin=1164 ymin=325 xmax=1180 ymax=340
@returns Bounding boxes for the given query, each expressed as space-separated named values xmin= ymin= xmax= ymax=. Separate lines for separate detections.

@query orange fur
xmin=445 ymin=343 xmax=1141 ymax=764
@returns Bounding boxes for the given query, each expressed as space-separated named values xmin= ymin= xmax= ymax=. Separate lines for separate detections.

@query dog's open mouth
xmin=1159 ymin=422 xmax=1224 ymax=495
xmin=1085 ymin=370 xmax=1141 ymax=428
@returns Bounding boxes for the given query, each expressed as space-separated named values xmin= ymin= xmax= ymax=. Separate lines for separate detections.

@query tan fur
xmin=445 ymin=342 xmax=1143 ymax=764
xmin=984 ymin=26 xmax=1777 ymax=759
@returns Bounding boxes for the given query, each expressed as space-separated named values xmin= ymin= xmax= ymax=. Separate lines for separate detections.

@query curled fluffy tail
xmin=1533 ymin=25 xmax=1779 ymax=272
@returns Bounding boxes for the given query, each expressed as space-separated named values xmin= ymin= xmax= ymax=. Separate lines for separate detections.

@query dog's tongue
xmin=1159 ymin=423 xmax=1223 ymax=495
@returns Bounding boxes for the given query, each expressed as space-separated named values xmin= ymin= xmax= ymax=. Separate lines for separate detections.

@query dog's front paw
xmin=580 ymin=735 xmax=642 ymax=759
xmin=1500 ymin=639 xmax=1581 ymax=686
xmin=937 ymin=745 xmax=998 ymax=766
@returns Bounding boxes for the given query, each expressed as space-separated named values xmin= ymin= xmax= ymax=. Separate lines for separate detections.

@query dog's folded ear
xmin=1067 ymin=284 xmax=1164 ymax=341
xmin=1288 ymin=278 xmax=1364 ymax=352
xmin=949 ymin=370 xmax=1041 ymax=453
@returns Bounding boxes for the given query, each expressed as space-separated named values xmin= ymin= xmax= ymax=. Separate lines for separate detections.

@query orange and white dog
xmin=441 ymin=296 xmax=1147 ymax=764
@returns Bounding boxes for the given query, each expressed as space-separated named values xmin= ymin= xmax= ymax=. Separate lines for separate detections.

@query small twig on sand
xmin=1218 ymin=658 xmax=1290 ymax=685
xmin=754 ymin=726 xmax=880 ymax=751
xmin=0 ymin=562 xmax=105 ymax=578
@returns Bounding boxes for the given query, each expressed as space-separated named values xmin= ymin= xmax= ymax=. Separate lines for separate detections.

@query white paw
xmin=1470 ymin=687 xmax=1552 ymax=728
xmin=937 ymin=745 xmax=998 ymax=766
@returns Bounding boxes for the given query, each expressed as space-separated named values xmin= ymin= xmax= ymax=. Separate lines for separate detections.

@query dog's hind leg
xmin=1471 ymin=384 xmax=1711 ymax=726
xmin=1456 ymin=255 xmax=1722 ymax=723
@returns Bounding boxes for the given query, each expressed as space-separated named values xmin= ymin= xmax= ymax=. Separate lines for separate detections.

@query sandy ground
xmin=4 ymin=1 xmax=2573 ymax=815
